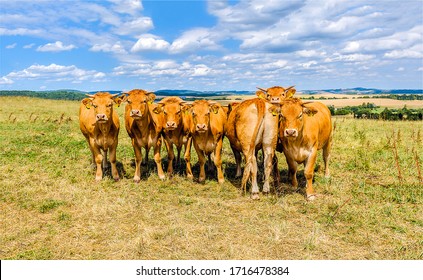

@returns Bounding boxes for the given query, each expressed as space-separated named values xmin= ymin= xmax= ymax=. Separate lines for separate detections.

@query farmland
xmin=0 ymin=96 xmax=422 ymax=260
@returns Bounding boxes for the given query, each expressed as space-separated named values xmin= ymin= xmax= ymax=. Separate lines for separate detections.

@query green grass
xmin=0 ymin=96 xmax=422 ymax=260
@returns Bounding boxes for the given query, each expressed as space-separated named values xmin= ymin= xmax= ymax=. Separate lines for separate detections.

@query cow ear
xmin=113 ymin=95 xmax=127 ymax=107
xmin=209 ymin=104 xmax=220 ymax=114
xmin=181 ymin=104 xmax=193 ymax=115
xmin=269 ymin=105 xmax=280 ymax=116
xmin=303 ymin=105 xmax=318 ymax=116
xmin=152 ymin=104 xmax=163 ymax=114
xmin=146 ymin=92 xmax=156 ymax=104
xmin=256 ymin=90 xmax=267 ymax=99
xmin=285 ymin=88 xmax=296 ymax=99
xmin=82 ymin=98 xmax=93 ymax=109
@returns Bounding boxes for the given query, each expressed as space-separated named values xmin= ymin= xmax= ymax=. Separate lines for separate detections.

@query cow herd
xmin=79 ymin=86 xmax=333 ymax=201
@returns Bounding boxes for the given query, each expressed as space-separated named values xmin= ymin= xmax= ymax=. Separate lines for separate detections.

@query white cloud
xmin=113 ymin=17 xmax=154 ymax=36
xmin=131 ymin=35 xmax=170 ymax=52
xmin=108 ymin=0 xmax=143 ymax=15
xmin=384 ymin=44 xmax=423 ymax=59
xmin=23 ymin=43 xmax=35 ymax=49
xmin=37 ymin=41 xmax=76 ymax=52
xmin=169 ymin=28 xmax=222 ymax=54
xmin=3 ymin=63 xmax=105 ymax=83
xmin=90 ymin=42 xmax=127 ymax=54
xmin=0 ymin=76 xmax=14 ymax=84
xmin=6 ymin=43 xmax=17 ymax=49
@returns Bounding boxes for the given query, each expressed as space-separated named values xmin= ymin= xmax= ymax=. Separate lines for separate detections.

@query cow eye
xmin=127 ymin=100 xmax=132 ymax=104
xmin=107 ymin=103 xmax=113 ymax=107
xmin=176 ymin=111 xmax=181 ymax=115
xmin=298 ymin=113 xmax=303 ymax=119
xmin=163 ymin=111 xmax=167 ymax=115
xmin=92 ymin=104 xmax=98 ymax=108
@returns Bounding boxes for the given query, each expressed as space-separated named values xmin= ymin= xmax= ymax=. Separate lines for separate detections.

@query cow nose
xmin=196 ymin=124 xmax=207 ymax=131
xmin=285 ymin=129 xmax=297 ymax=137
xmin=271 ymin=97 xmax=280 ymax=103
xmin=166 ymin=121 xmax=177 ymax=128
xmin=96 ymin=114 xmax=107 ymax=121
xmin=131 ymin=109 xmax=141 ymax=117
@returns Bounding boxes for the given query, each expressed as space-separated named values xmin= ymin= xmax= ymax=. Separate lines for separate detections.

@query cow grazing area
xmin=0 ymin=96 xmax=422 ymax=260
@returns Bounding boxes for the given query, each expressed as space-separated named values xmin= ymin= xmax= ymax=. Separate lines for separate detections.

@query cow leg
xmin=132 ymin=139 xmax=142 ymax=183
xmin=231 ymin=145 xmax=242 ymax=178
xmin=164 ymin=138 xmax=175 ymax=175
xmin=250 ymin=155 xmax=259 ymax=200
xmin=109 ymin=141 xmax=120 ymax=181
xmin=214 ymin=137 xmax=225 ymax=184
xmin=184 ymin=137 xmax=193 ymax=179
xmin=286 ymin=156 xmax=298 ymax=189
xmin=262 ymin=146 xmax=274 ymax=195
xmin=272 ymin=155 xmax=280 ymax=191
xmin=194 ymin=141 xmax=206 ymax=183
xmin=176 ymin=145 xmax=182 ymax=167
xmin=142 ymin=146 xmax=148 ymax=166
xmin=90 ymin=141 xmax=103 ymax=181
xmin=154 ymin=137 xmax=165 ymax=180
xmin=323 ymin=140 xmax=331 ymax=178
xmin=304 ymin=148 xmax=318 ymax=201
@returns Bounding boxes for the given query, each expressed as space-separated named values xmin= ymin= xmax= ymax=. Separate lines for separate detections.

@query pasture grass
xmin=0 ymin=96 xmax=422 ymax=260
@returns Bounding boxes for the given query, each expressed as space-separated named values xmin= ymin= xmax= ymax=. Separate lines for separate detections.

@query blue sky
xmin=0 ymin=0 xmax=422 ymax=91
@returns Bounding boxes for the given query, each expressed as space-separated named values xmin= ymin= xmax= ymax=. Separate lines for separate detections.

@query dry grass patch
xmin=0 ymin=97 xmax=422 ymax=260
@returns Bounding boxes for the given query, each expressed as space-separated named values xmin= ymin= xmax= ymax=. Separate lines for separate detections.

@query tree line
xmin=0 ymin=90 xmax=86 ymax=100
xmin=328 ymin=103 xmax=423 ymax=121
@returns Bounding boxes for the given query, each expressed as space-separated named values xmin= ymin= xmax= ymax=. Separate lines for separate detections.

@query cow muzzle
xmin=96 ymin=114 xmax=108 ymax=122
xmin=284 ymin=128 xmax=298 ymax=137
xmin=270 ymin=97 xmax=280 ymax=104
xmin=166 ymin=121 xmax=177 ymax=130
xmin=196 ymin=123 xmax=207 ymax=133
xmin=130 ymin=109 xmax=142 ymax=118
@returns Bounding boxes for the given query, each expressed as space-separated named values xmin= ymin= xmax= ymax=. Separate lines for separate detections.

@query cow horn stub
xmin=256 ymin=87 xmax=267 ymax=93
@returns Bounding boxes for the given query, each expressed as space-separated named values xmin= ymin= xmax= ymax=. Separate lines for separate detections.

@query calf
xmin=183 ymin=100 xmax=226 ymax=183
xmin=256 ymin=85 xmax=296 ymax=104
xmin=122 ymin=89 xmax=165 ymax=182
xmin=79 ymin=92 xmax=121 ymax=181
xmin=274 ymin=98 xmax=332 ymax=200
xmin=225 ymin=98 xmax=279 ymax=199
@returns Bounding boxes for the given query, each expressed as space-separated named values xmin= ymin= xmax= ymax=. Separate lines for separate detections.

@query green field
xmin=0 ymin=96 xmax=422 ymax=260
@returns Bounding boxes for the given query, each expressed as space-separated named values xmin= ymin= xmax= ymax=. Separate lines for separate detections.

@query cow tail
xmin=241 ymin=100 xmax=265 ymax=194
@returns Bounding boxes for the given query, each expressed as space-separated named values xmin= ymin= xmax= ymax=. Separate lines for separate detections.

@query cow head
xmin=256 ymin=86 xmax=296 ymax=104
xmin=123 ymin=89 xmax=156 ymax=119
xmin=273 ymin=98 xmax=318 ymax=139
xmin=153 ymin=97 xmax=185 ymax=131
xmin=84 ymin=92 xmax=119 ymax=123
xmin=183 ymin=100 xmax=220 ymax=133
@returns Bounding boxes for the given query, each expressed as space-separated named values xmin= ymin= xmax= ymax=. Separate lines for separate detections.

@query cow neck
xmin=135 ymin=103 xmax=150 ymax=128
xmin=96 ymin=119 xmax=112 ymax=136
xmin=164 ymin=124 xmax=183 ymax=140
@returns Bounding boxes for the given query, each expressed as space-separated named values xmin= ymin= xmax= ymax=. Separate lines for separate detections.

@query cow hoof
xmin=114 ymin=177 xmax=120 ymax=182
xmin=307 ymin=194 xmax=317 ymax=201
xmin=262 ymin=191 xmax=269 ymax=196
xmin=95 ymin=176 xmax=102 ymax=182
xmin=186 ymin=174 xmax=194 ymax=180
xmin=251 ymin=193 xmax=260 ymax=200
xmin=218 ymin=179 xmax=225 ymax=184
xmin=158 ymin=175 xmax=166 ymax=181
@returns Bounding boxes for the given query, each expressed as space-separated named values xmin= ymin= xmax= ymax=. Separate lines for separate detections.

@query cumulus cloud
xmin=90 ymin=42 xmax=127 ymax=54
xmin=6 ymin=43 xmax=16 ymax=49
xmin=131 ymin=35 xmax=170 ymax=52
xmin=37 ymin=41 xmax=76 ymax=52
xmin=169 ymin=28 xmax=222 ymax=54
xmin=3 ymin=63 xmax=105 ymax=84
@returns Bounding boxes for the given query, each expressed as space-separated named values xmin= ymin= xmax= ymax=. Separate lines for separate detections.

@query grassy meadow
xmin=0 ymin=96 xmax=422 ymax=260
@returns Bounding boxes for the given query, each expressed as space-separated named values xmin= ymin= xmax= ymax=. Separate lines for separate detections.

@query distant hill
xmin=1 ymin=88 xmax=422 ymax=101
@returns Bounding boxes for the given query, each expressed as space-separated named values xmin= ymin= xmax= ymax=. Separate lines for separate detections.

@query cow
xmin=182 ymin=100 xmax=226 ymax=184
xmin=121 ymin=89 xmax=166 ymax=182
xmin=272 ymin=98 xmax=332 ymax=201
xmin=225 ymin=98 xmax=279 ymax=199
xmin=79 ymin=92 xmax=121 ymax=181
xmin=256 ymin=85 xmax=296 ymax=104
xmin=152 ymin=97 xmax=192 ymax=177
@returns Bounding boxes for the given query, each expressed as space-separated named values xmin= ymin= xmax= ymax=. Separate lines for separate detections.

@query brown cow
xmin=256 ymin=85 xmax=296 ymax=104
xmin=122 ymin=89 xmax=165 ymax=182
xmin=79 ymin=92 xmax=121 ymax=181
xmin=183 ymin=100 xmax=226 ymax=183
xmin=152 ymin=97 xmax=192 ymax=177
xmin=273 ymin=98 xmax=332 ymax=201
xmin=225 ymin=98 xmax=279 ymax=199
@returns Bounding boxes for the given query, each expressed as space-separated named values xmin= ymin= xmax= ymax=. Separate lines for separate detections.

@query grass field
xmin=0 ymin=96 xmax=422 ymax=260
